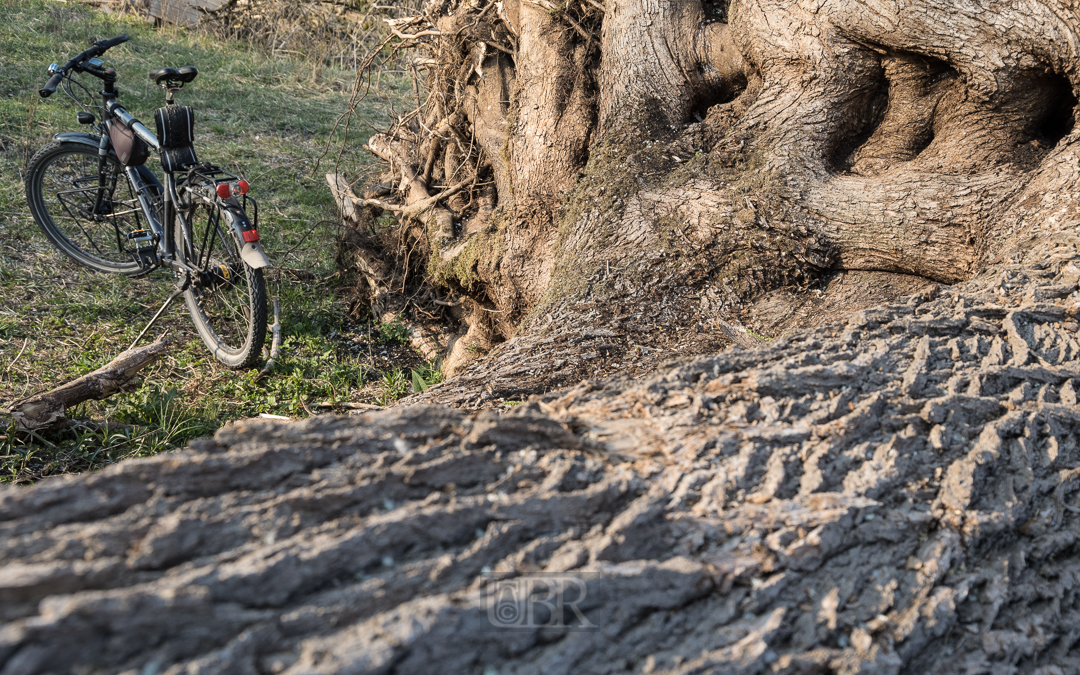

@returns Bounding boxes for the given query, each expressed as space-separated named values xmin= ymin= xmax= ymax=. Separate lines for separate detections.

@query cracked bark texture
xmin=348 ymin=0 xmax=1080 ymax=385
xmin=3 ymin=241 xmax=1080 ymax=673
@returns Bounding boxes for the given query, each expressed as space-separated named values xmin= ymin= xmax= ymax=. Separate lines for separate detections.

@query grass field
xmin=0 ymin=0 xmax=431 ymax=482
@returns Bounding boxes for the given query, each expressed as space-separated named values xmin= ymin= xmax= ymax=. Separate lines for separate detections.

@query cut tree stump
xmin=1 ymin=337 xmax=169 ymax=431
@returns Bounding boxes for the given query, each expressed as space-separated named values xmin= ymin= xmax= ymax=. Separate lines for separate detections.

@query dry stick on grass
xmin=313 ymin=401 xmax=383 ymax=410
xmin=3 ymin=337 xmax=29 ymax=378
xmin=1 ymin=337 xmax=169 ymax=432
xmin=256 ymin=298 xmax=283 ymax=381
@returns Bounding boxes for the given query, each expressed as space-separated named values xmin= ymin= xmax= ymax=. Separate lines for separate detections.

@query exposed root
xmin=331 ymin=0 xmax=1080 ymax=403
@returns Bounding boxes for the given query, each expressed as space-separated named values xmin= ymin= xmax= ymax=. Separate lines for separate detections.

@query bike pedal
xmin=127 ymin=229 xmax=159 ymax=270
xmin=127 ymin=229 xmax=155 ymax=244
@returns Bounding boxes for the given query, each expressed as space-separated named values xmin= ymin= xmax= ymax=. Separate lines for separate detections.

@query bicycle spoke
xmin=56 ymin=192 xmax=110 ymax=258
xmin=178 ymin=192 xmax=265 ymax=364
xmin=28 ymin=144 xmax=141 ymax=273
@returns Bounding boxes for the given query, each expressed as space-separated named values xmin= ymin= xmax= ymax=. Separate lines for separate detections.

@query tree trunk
xmin=343 ymin=0 xmax=1080 ymax=392
xmin=3 ymin=263 xmax=1080 ymax=673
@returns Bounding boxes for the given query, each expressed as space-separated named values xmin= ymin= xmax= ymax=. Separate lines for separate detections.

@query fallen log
xmin=1 ymin=337 xmax=169 ymax=431
xmin=3 ymin=257 xmax=1080 ymax=672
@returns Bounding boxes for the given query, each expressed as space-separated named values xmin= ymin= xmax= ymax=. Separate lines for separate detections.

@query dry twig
xmin=3 ymin=337 xmax=29 ymax=377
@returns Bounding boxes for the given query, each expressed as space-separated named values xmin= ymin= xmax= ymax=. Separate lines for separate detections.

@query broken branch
xmin=2 ymin=337 xmax=169 ymax=431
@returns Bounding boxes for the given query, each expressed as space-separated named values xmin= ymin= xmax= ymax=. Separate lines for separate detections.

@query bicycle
xmin=25 ymin=34 xmax=270 ymax=369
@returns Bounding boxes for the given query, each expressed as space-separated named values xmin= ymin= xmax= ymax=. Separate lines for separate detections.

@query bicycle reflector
xmin=215 ymin=180 xmax=250 ymax=199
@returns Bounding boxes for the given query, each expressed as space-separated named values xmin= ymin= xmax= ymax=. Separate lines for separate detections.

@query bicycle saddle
xmin=150 ymin=66 xmax=198 ymax=86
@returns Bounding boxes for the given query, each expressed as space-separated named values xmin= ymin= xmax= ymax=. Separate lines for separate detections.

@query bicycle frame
xmin=104 ymin=101 xmax=173 ymax=259
xmin=33 ymin=34 xmax=272 ymax=367
xmin=56 ymin=95 xmax=270 ymax=279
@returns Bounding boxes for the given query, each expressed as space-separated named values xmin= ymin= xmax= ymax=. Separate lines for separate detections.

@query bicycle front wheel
xmin=25 ymin=141 xmax=146 ymax=275
xmin=176 ymin=196 xmax=267 ymax=369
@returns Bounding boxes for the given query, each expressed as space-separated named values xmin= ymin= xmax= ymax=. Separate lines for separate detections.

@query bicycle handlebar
xmin=96 ymin=34 xmax=130 ymax=51
xmin=39 ymin=72 xmax=65 ymax=98
xmin=38 ymin=33 xmax=130 ymax=98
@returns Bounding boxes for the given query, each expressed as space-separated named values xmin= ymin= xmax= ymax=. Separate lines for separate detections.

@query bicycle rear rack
xmin=183 ymin=164 xmax=259 ymax=229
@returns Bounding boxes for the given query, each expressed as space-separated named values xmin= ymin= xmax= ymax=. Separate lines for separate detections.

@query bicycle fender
xmin=241 ymin=241 xmax=271 ymax=269
xmin=222 ymin=206 xmax=270 ymax=269
xmin=51 ymin=132 xmax=122 ymax=163
xmin=52 ymin=131 xmax=102 ymax=148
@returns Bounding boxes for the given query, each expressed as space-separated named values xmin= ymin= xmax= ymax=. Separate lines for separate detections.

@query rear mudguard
xmin=219 ymin=204 xmax=270 ymax=269
xmin=53 ymin=132 xmax=162 ymax=194
xmin=240 ymin=241 xmax=270 ymax=270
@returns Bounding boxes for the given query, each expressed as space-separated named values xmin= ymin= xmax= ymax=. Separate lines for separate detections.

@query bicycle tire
xmin=25 ymin=141 xmax=147 ymax=275
xmin=175 ymin=191 xmax=267 ymax=369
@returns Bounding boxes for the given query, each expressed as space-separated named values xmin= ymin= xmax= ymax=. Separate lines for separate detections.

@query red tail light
xmin=215 ymin=181 xmax=249 ymax=199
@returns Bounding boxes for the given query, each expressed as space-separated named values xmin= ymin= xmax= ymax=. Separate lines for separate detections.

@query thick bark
xmin=598 ymin=0 xmax=743 ymax=130
xmin=339 ymin=0 xmax=1080 ymax=388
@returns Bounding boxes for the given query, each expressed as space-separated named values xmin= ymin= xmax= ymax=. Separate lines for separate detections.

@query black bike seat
xmin=150 ymin=66 xmax=198 ymax=85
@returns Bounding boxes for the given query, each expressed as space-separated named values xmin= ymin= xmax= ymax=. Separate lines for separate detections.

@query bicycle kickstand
xmin=127 ymin=288 xmax=184 ymax=352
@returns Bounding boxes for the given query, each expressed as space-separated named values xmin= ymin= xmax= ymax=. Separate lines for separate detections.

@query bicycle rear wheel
xmin=175 ymin=194 xmax=267 ymax=369
xmin=25 ymin=141 xmax=147 ymax=275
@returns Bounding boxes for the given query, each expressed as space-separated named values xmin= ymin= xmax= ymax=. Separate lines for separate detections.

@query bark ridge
xmin=3 ymin=251 xmax=1080 ymax=674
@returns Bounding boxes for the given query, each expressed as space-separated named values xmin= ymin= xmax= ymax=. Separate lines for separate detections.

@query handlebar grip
xmin=39 ymin=72 xmax=64 ymax=98
xmin=96 ymin=34 xmax=130 ymax=50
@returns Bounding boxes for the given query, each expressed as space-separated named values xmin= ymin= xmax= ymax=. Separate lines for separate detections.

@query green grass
xmin=0 ymin=0 xmax=426 ymax=483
